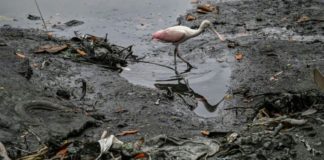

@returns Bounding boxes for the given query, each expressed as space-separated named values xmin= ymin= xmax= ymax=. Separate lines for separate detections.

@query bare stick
xmin=34 ymin=0 xmax=47 ymax=31
xmin=27 ymin=128 xmax=42 ymax=144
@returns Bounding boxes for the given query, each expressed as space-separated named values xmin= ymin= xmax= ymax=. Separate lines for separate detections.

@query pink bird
xmin=152 ymin=20 xmax=225 ymax=73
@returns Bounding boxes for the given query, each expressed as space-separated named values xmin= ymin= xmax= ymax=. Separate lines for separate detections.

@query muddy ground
xmin=0 ymin=0 xmax=324 ymax=159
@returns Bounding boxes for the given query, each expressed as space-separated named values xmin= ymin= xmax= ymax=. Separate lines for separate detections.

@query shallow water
xmin=0 ymin=0 xmax=232 ymax=117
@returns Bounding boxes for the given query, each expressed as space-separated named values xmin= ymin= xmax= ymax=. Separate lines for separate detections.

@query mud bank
xmin=0 ymin=27 xmax=218 ymax=158
xmin=0 ymin=0 xmax=324 ymax=159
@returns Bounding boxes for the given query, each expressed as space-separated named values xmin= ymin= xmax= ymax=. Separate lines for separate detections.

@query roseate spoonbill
xmin=152 ymin=20 xmax=225 ymax=73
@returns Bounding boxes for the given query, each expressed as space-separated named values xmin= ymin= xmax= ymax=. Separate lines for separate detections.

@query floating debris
xmin=52 ymin=20 xmax=84 ymax=30
xmin=27 ymin=14 xmax=41 ymax=20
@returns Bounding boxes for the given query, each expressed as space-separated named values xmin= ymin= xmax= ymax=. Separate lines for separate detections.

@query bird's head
xmin=201 ymin=20 xmax=212 ymax=29
xmin=200 ymin=20 xmax=226 ymax=41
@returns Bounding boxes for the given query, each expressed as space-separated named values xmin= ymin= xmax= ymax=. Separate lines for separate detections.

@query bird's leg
xmin=174 ymin=45 xmax=180 ymax=75
xmin=175 ymin=47 xmax=196 ymax=73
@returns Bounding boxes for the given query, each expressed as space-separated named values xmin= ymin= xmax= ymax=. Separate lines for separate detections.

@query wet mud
xmin=0 ymin=0 xmax=324 ymax=159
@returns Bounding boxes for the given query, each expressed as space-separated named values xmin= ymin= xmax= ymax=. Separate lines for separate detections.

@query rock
xmin=17 ymin=58 xmax=33 ymax=80
xmin=117 ymin=122 xmax=128 ymax=128
xmin=27 ymin=14 xmax=40 ymax=20
xmin=52 ymin=20 xmax=84 ymax=30
xmin=263 ymin=141 xmax=272 ymax=150
xmin=64 ymin=20 xmax=84 ymax=27
xmin=56 ymin=89 xmax=71 ymax=100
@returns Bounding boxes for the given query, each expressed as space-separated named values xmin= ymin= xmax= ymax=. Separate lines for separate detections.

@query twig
xmin=100 ymin=130 xmax=108 ymax=139
xmin=155 ymin=77 xmax=184 ymax=82
xmin=22 ymin=134 xmax=29 ymax=151
xmin=117 ymin=45 xmax=133 ymax=59
xmin=315 ymin=117 xmax=324 ymax=123
xmin=78 ymin=78 xmax=87 ymax=100
xmin=27 ymin=128 xmax=42 ymax=144
xmin=297 ymin=135 xmax=323 ymax=156
xmin=104 ymin=33 xmax=108 ymax=43
xmin=281 ymin=118 xmax=307 ymax=125
xmin=273 ymin=123 xmax=284 ymax=136
xmin=34 ymin=0 xmax=47 ymax=31
xmin=12 ymin=146 xmax=30 ymax=154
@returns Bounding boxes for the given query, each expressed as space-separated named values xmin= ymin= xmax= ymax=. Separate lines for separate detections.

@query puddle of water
xmin=0 ymin=0 xmax=233 ymax=118
xmin=189 ymin=59 xmax=231 ymax=117
xmin=136 ymin=46 xmax=232 ymax=118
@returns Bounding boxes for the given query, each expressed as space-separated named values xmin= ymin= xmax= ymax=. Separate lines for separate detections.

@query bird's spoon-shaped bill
xmin=209 ymin=26 xmax=225 ymax=41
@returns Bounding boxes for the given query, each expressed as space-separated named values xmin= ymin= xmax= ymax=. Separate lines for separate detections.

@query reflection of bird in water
xmin=154 ymin=82 xmax=224 ymax=112
xmin=152 ymin=20 xmax=225 ymax=73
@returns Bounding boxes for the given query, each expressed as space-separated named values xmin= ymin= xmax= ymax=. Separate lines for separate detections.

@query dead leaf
xmin=197 ymin=4 xmax=215 ymax=12
xmin=86 ymin=35 xmax=98 ymax=42
xmin=201 ymin=130 xmax=210 ymax=136
xmin=35 ymin=44 xmax=68 ymax=54
xmin=314 ymin=69 xmax=324 ymax=90
xmin=270 ymin=71 xmax=283 ymax=81
xmin=16 ymin=52 xmax=26 ymax=59
xmin=196 ymin=9 xmax=208 ymax=14
xmin=47 ymin=32 xmax=53 ymax=40
xmin=54 ymin=141 xmax=72 ymax=159
xmin=31 ymin=63 xmax=39 ymax=68
xmin=115 ymin=107 xmax=128 ymax=113
xmin=56 ymin=147 xmax=68 ymax=159
xmin=134 ymin=153 xmax=146 ymax=159
xmin=227 ymin=132 xmax=238 ymax=143
xmin=297 ymin=15 xmax=310 ymax=23
xmin=117 ymin=130 xmax=139 ymax=136
xmin=255 ymin=108 xmax=270 ymax=120
xmin=186 ymin=15 xmax=196 ymax=21
xmin=76 ymin=48 xmax=87 ymax=56
xmin=235 ymin=52 xmax=243 ymax=61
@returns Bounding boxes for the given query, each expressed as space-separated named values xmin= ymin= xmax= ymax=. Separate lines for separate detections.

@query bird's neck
xmin=191 ymin=25 xmax=206 ymax=38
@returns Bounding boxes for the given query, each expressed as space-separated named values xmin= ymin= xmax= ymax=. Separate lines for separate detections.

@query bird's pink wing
xmin=153 ymin=27 xmax=185 ymax=43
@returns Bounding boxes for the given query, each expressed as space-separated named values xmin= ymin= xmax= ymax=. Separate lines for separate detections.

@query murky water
xmin=0 ymin=0 xmax=232 ymax=117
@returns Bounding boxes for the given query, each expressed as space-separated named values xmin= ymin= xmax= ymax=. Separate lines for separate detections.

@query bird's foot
xmin=181 ymin=64 xmax=197 ymax=74
xmin=174 ymin=69 xmax=180 ymax=76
